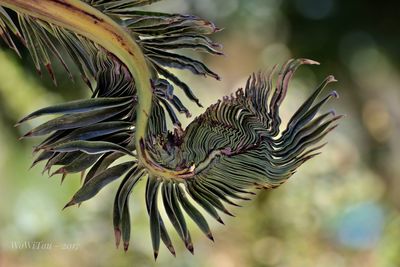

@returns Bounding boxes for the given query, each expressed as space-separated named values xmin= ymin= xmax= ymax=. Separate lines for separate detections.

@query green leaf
xmin=176 ymin=185 xmax=213 ymax=241
xmin=161 ymin=182 xmax=193 ymax=253
xmin=186 ymin=182 xmax=223 ymax=224
xmin=158 ymin=215 xmax=176 ymax=257
xmin=155 ymin=65 xmax=202 ymax=107
xmin=141 ymin=34 xmax=223 ymax=55
xmin=0 ymin=6 xmax=22 ymax=56
xmin=121 ymin=198 xmax=131 ymax=252
xmin=113 ymin=168 xmax=130 ymax=249
xmin=145 ymin=177 xmax=162 ymax=260
xmin=17 ymin=97 xmax=132 ymax=124
xmin=85 ymin=152 xmax=125 ymax=185
xmin=146 ymin=47 xmax=220 ymax=80
xmin=117 ymin=166 xmax=144 ymax=217
xmin=44 ymin=122 xmax=134 ymax=149
xmin=31 ymin=151 xmax=54 ymax=168
xmin=51 ymin=154 xmax=100 ymax=177
xmin=86 ymin=0 xmax=164 ymax=14
xmin=50 ymin=140 xmax=135 ymax=156
xmin=43 ymin=151 xmax=83 ymax=173
xmin=22 ymin=105 xmax=130 ymax=137
xmin=190 ymin=180 xmax=234 ymax=217
xmin=64 ymin=161 xmax=136 ymax=208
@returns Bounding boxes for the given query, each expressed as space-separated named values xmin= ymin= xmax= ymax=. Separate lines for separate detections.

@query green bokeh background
xmin=1 ymin=0 xmax=399 ymax=266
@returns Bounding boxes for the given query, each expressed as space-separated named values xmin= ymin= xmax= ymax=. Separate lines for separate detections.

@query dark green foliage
xmin=0 ymin=0 xmax=342 ymax=258
xmin=141 ymin=59 xmax=341 ymax=257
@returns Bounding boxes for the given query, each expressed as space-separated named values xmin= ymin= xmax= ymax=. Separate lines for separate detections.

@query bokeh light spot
xmin=362 ymin=100 xmax=393 ymax=143
xmin=336 ymin=202 xmax=384 ymax=250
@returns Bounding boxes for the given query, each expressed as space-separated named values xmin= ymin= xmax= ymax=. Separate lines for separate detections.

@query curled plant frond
xmin=0 ymin=0 xmax=342 ymax=259
xmin=141 ymin=59 xmax=342 ymax=256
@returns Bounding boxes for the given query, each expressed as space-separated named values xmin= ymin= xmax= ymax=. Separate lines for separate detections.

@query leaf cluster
xmin=0 ymin=0 xmax=342 ymax=258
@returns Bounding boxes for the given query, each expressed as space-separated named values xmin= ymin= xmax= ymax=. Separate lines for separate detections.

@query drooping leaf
xmin=86 ymin=152 xmax=127 ymax=185
xmin=146 ymin=177 xmax=162 ymax=259
xmin=50 ymin=140 xmax=135 ymax=156
xmin=17 ymin=97 xmax=133 ymax=124
xmin=64 ymin=161 xmax=136 ymax=208
xmin=161 ymin=182 xmax=193 ymax=253
xmin=22 ymin=106 xmax=131 ymax=138
xmin=51 ymin=153 xmax=100 ymax=177
xmin=176 ymin=185 xmax=213 ymax=241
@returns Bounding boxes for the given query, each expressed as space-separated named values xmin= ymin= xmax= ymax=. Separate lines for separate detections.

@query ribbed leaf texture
xmin=0 ymin=0 xmax=342 ymax=259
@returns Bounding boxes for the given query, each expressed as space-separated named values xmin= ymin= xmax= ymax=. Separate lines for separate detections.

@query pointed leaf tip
xmin=328 ymin=109 xmax=337 ymax=117
xmin=207 ymin=232 xmax=214 ymax=242
xmin=114 ymin=228 xmax=122 ymax=249
xmin=29 ymin=162 xmax=36 ymax=170
xmin=327 ymin=75 xmax=338 ymax=83
xmin=21 ymin=131 xmax=33 ymax=139
xmin=154 ymin=251 xmax=159 ymax=261
xmin=50 ymin=167 xmax=65 ymax=177
xmin=224 ymin=209 xmax=235 ymax=217
xmin=169 ymin=246 xmax=176 ymax=257
xmin=60 ymin=173 xmax=67 ymax=185
xmin=301 ymin=58 xmax=320 ymax=65
xmin=123 ymin=242 xmax=129 ymax=252
xmin=196 ymin=100 xmax=204 ymax=108
xmin=187 ymin=243 xmax=194 ymax=254
xmin=331 ymin=90 xmax=340 ymax=99
xmin=62 ymin=199 xmax=77 ymax=210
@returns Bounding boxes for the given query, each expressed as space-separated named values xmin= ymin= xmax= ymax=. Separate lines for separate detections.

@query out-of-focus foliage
xmin=1 ymin=0 xmax=399 ymax=266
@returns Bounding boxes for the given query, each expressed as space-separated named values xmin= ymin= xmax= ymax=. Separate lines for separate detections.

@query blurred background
xmin=1 ymin=0 xmax=399 ymax=266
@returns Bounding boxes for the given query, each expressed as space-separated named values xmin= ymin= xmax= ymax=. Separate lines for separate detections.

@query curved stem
xmin=0 ymin=0 xmax=194 ymax=180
